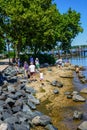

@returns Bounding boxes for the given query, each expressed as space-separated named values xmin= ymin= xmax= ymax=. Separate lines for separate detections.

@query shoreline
xmin=27 ymin=64 xmax=75 ymax=130
xmin=1 ymin=62 xmax=85 ymax=130
xmin=28 ymin=64 xmax=74 ymax=101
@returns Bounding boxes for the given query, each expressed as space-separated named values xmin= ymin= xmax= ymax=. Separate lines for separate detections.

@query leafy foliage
xmin=59 ymin=8 xmax=83 ymax=51
xmin=0 ymin=0 xmax=83 ymax=56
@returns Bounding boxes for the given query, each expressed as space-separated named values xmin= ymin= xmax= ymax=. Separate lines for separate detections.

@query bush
xmin=20 ymin=54 xmax=29 ymax=65
xmin=20 ymin=53 xmax=55 ymax=66
xmin=35 ymin=53 xmax=55 ymax=65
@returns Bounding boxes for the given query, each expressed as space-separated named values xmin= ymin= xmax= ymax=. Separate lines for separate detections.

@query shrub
xmin=20 ymin=53 xmax=55 ymax=66
xmin=35 ymin=53 xmax=55 ymax=65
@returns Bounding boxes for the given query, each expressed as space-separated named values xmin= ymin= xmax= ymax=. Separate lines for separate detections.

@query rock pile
xmin=0 ymin=66 xmax=58 ymax=130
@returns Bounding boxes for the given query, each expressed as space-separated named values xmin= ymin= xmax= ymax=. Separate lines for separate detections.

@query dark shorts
xmin=30 ymin=72 xmax=35 ymax=76
xmin=58 ymin=62 xmax=62 ymax=65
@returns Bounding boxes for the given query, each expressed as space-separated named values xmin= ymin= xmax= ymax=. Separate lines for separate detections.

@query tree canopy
xmin=59 ymin=8 xmax=83 ymax=51
xmin=0 ymin=0 xmax=83 ymax=56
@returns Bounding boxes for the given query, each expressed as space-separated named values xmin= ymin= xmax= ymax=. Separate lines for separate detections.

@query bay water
xmin=63 ymin=56 xmax=87 ymax=130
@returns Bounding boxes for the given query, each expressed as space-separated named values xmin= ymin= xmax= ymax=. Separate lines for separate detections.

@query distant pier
xmin=70 ymin=47 xmax=87 ymax=57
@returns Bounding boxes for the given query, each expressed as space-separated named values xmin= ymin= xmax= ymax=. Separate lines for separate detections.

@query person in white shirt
xmin=29 ymin=62 xmax=35 ymax=79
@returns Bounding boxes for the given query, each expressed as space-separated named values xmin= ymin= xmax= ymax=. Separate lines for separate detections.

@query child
xmin=39 ymin=70 xmax=44 ymax=86
xmin=40 ymin=72 xmax=44 ymax=81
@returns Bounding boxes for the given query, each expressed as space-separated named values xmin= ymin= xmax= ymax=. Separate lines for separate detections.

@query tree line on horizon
xmin=0 ymin=0 xmax=83 ymax=57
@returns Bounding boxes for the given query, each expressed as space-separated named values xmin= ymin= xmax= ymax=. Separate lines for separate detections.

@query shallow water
xmin=61 ymin=57 xmax=87 ymax=130
xmin=36 ymin=56 xmax=87 ymax=130
xmin=65 ymin=56 xmax=87 ymax=129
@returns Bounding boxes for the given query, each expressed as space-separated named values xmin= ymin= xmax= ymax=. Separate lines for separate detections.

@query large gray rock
xmin=0 ymin=123 xmax=8 ymax=130
xmin=53 ymin=89 xmax=59 ymax=94
xmin=7 ymin=85 xmax=15 ymax=93
xmin=77 ymin=121 xmax=87 ymax=130
xmin=78 ymin=73 xmax=85 ymax=78
xmin=64 ymin=91 xmax=71 ymax=95
xmin=73 ymin=94 xmax=86 ymax=102
xmin=32 ymin=115 xmax=51 ymax=126
xmin=32 ymin=116 xmax=40 ymax=125
xmin=7 ymin=76 xmax=17 ymax=83
xmin=0 ymin=123 xmax=14 ymax=130
xmin=2 ymin=111 xmax=12 ymax=120
xmin=73 ymin=111 xmax=83 ymax=120
xmin=51 ymin=80 xmax=63 ymax=88
xmin=27 ymin=94 xmax=40 ymax=105
xmin=4 ymin=116 xmax=19 ymax=124
xmin=2 ymin=81 xmax=8 ymax=88
xmin=22 ymin=104 xmax=33 ymax=115
xmin=45 ymin=124 xmax=58 ymax=130
xmin=19 ymin=79 xmax=28 ymax=84
xmin=12 ymin=106 xmax=22 ymax=113
xmin=25 ymin=86 xmax=36 ymax=94
xmin=80 ymin=78 xmax=87 ymax=84
xmin=14 ymin=124 xmax=29 ymax=130
xmin=72 ymin=91 xmax=79 ymax=96
xmin=0 ymin=100 xmax=5 ymax=106
xmin=5 ymin=98 xmax=15 ymax=107
xmin=27 ymin=101 xmax=36 ymax=110
xmin=14 ymin=111 xmax=32 ymax=121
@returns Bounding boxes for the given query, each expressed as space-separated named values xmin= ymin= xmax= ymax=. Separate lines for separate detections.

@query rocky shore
xmin=0 ymin=63 xmax=87 ymax=130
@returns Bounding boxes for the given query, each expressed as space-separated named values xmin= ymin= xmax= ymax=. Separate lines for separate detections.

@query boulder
xmin=45 ymin=124 xmax=58 ymax=130
xmin=73 ymin=94 xmax=86 ymax=102
xmin=77 ymin=121 xmax=87 ymax=130
xmin=80 ymin=78 xmax=87 ymax=83
xmin=32 ymin=115 xmax=51 ymax=126
xmin=73 ymin=111 xmax=83 ymax=120
xmin=53 ymin=89 xmax=59 ymax=94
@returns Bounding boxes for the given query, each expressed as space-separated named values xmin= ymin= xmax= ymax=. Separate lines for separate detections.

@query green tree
xmin=0 ymin=0 xmax=61 ymax=56
xmin=0 ymin=6 xmax=6 ymax=53
xmin=0 ymin=1 xmax=83 ymax=56
xmin=59 ymin=8 xmax=83 ymax=52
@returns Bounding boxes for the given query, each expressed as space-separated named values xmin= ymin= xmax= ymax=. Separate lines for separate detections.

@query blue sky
xmin=54 ymin=0 xmax=87 ymax=46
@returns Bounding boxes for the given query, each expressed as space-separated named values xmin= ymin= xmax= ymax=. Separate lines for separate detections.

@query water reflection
xmin=59 ymin=56 xmax=87 ymax=130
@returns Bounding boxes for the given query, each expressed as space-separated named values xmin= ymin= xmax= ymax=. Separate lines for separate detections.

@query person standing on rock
xmin=75 ymin=67 xmax=79 ymax=73
xmin=29 ymin=62 xmax=36 ymax=80
xmin=35 ymin=58 xmax=40 ymax=72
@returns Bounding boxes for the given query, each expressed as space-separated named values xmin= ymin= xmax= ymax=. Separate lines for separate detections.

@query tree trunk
xmin=16 ymin=40 xmax=21 ymax=58
xmin=34 ymin=44 xmax=39 ymax=55
xmin=7 ymin=43 xmax=10 ymax=64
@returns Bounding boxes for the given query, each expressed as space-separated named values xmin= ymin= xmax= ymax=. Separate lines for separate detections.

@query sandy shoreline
xmin=27 ymin=64 xmax=76 ymax=130
xmin=28 ymin=65 xmax=74 ymax=101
